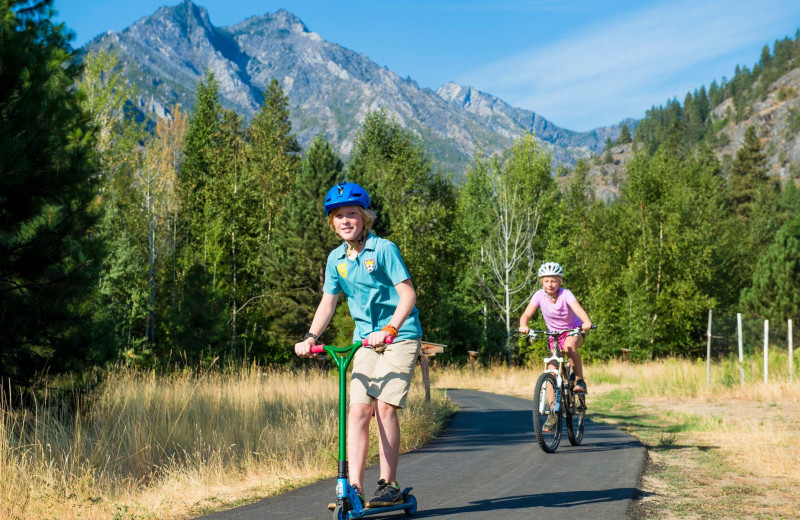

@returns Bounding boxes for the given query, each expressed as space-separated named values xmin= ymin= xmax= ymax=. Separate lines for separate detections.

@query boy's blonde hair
xmin=328 ymin=205 xmax=377 ymax=238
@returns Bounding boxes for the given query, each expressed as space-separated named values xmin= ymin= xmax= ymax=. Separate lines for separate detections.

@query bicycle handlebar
xmin=515 ymin=324 xmax=597 ymax=338
xmin=309 ymin=335 xmax=395 ymax=354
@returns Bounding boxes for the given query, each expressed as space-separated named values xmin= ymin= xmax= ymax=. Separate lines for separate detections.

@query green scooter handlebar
xmin=309 ymin=335 xmax=394 ymax=354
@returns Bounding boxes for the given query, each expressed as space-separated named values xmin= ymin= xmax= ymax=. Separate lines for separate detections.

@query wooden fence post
xmin=706 ymin=310 xmax=712 ymax=387
xmin=764 ymin=320 xmax=769 ymax=384
xmin=789 ymin=319 xmax=793 ymax=383
xmin=737 ymin=313 xmax=745 ymax=384
xmin=420 ymin=342 xmax=446 ymax=402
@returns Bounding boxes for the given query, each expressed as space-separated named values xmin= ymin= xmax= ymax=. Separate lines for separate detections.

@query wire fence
xmin=708 ymin=311 xmax=798 ymax=384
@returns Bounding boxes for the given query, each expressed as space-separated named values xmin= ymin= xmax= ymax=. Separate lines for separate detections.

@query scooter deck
xmin=328 ymin=487 xmax=416 ymax=517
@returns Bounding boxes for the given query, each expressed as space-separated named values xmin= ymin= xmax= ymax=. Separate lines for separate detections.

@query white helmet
xmin=537 ymin=262 xmax=564 ymax=278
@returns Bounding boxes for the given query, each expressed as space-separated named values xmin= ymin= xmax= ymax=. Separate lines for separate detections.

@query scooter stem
xmin=310 ymin=336 xmax=395 ymax=477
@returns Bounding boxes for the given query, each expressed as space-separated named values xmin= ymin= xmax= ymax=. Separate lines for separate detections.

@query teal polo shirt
xmin=323 ymin=233 xmax=423 ymax=342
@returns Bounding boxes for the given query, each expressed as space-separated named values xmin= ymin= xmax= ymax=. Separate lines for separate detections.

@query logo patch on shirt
xmin=364 ymin=258 xmax=376 ymax=273
xmin=337 ymin=263 xmax=348 ymax=278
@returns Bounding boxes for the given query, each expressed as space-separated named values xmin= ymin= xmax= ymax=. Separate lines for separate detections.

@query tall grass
xmin=433 ymin=349 xmax=800 ymax=401
xmin=0 ymin=364 xmax=454 ymax=520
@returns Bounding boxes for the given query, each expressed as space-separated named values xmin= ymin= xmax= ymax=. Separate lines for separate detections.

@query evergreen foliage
xmin=80 ymin=50 xmax=153 ymax=362
xmin=617 ymin=124 xmax=632 ymax=144
xmin=634 ymin=32 xmax=800 ymax=152
xmin=727 ymin=126 xmax=770 ymax=221
xmin=172 ymin=70 xmax=230 ymax=360
xmin=740 ymin=215 xmax=800 ymax=323
xmin=4 ymin=13 xmax=799 ymax=373
xmin=1 ymin=0 xmax=105 ymax=385
xmin=588 ymin=143 xmax=740 ymax=358
xmin=239 ymin=79 xmax=303 ymax=361
xmin=725 ymin=126 xmax=781 ymax=269
xmin=347 ymin=110 xmax=458 ymax=345
xmin=260 ymin=136 xmax=344 ymax=357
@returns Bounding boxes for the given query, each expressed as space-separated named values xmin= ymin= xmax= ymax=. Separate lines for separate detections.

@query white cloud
xmin=460 ymin=0 xmax=800 ymax=130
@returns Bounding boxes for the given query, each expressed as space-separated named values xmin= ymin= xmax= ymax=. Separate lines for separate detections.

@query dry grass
xmin=0 ymin=364 xmax=454 ymax=520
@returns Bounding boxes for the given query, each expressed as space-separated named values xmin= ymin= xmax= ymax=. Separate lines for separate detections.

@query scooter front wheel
xmin=332 ymin=504 xmax=346 ymax=520
xmin=403 ymin=494 xmax=417 ymax=516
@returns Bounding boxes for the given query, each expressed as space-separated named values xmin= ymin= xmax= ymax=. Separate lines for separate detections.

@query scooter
xmin=310 ymin=337 xmax=418 ymax=519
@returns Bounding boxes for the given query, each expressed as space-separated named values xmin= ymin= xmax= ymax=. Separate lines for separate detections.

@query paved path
xmin=197 ymin=389 xmax=646 ymax=520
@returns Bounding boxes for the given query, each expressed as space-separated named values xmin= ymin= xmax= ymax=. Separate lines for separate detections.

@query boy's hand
xmin=294 ymin=337 xmax=316 ymax=357
xmin=367 ymin=330 xmax=391 ymax=352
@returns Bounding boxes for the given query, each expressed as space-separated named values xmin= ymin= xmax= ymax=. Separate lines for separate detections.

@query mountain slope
xmin=86 ymin=0 xmax=631 ymax=175
xmin=585 ymin=62 xmax=800 ymax=200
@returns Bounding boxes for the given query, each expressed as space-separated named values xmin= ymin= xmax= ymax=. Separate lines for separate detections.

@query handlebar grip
xmin=307 ymin=335 xmax=394 ymax=354
xmin=362 ymin=335 xmax=394 ymax=347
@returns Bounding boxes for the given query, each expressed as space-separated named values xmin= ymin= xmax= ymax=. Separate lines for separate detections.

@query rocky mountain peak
xmin=133 ymin=0 xmax=215 ymax=39
xmin=437 ymin=82 xmax=472 ymax=106
xmin=87 ymin=2 xmax=632 ymax=176
xmin=240 ymin=9 xmax=309 ymax=33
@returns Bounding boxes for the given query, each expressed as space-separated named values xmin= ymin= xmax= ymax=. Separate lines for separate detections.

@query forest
xmin=3 ymin=1 xmax=800 ymax=390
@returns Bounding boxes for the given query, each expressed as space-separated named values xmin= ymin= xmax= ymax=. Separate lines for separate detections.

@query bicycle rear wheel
xmin=567 ymin=389 xmax=586 ymax=446
xmin=532 ymin=372 xmax=562 ymax=453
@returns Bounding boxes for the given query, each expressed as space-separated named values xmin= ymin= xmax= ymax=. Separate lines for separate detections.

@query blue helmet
xmin=324 ymin=182 xmax=370 ymax=215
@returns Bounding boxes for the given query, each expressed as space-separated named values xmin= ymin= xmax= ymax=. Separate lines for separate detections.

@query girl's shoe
xmin=543 ymin=413 xmax=558 ymax=432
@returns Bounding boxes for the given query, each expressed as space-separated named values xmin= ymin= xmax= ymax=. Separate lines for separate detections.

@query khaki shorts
xmin=350 ymin=338 xmax=421 ymax=409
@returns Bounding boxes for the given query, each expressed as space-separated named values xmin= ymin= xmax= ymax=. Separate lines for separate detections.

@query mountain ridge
xmin=85 ymin=0 xmax=632 ymax=175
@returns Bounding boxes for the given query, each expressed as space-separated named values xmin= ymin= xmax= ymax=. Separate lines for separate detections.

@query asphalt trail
xmin=196 ymin=389 xmax=646 ymax=520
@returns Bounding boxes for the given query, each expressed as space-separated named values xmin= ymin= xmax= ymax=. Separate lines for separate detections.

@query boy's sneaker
xmin=366 ymin=479 xmax=402 ymax=508
xmin=574 ymin=378 xmax=588 ymax=394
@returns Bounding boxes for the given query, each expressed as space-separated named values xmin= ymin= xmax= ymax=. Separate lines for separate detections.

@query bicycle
xmin=516 ymin=325 xmax=596 ymax=453
xmin=310 ymin=337 xmax=418 ymax=519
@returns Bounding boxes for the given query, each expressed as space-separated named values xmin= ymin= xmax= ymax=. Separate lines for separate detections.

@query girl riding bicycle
xmin=294 ymin=182 xmax=422 ymax=509
xmin=518 ymin=262 xmax=592 ymax=406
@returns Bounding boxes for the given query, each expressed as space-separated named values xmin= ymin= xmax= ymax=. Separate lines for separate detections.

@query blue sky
xmin=54 ymin=0 xmax=800 ymax=131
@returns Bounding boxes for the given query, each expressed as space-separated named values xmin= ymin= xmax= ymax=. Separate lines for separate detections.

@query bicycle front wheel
xmin=532 ymin=372 xmax=562 ymax=453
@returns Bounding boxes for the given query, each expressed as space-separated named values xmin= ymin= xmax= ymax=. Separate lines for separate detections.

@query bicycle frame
xmin=518 ymin=325 xmax=594 ymax=452
xmin=541 ymin=336 xmax=574 ymax=416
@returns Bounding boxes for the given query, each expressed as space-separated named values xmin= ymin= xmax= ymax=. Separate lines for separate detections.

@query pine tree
xmin=1 ymin=0 xmax=105 ymax=384
xmin=245 ymin=79 xmax=302 ymax=246
xmin=180 ymin=71 xmax=222 ymax=252
xmin=601 ymin=139 xmax=734 ymax=357
xmin=259 ymin=136 xmax=344 ymax=360
xmin=727 ymin=126 xmax=769 ymax=221
xmin=172 ymin=71 xmax=228 ymax=359
xmin=236 ymin=79 xmax=302 ymax=360
xmin=741 ymin=216 xmax=800 ymax=323
xmin=545 ymin=158 xmax=594 ymax=298
xmin=618 ymin=124 xmax=632 ymax=144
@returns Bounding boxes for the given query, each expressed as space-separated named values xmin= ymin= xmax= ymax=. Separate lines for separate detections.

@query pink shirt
xmin=530 ymin=288 xmax=583 ymax=330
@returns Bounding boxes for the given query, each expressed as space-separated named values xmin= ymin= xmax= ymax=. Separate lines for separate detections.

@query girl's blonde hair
xmin=328 ymin=205 xmax=377 ymax=239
